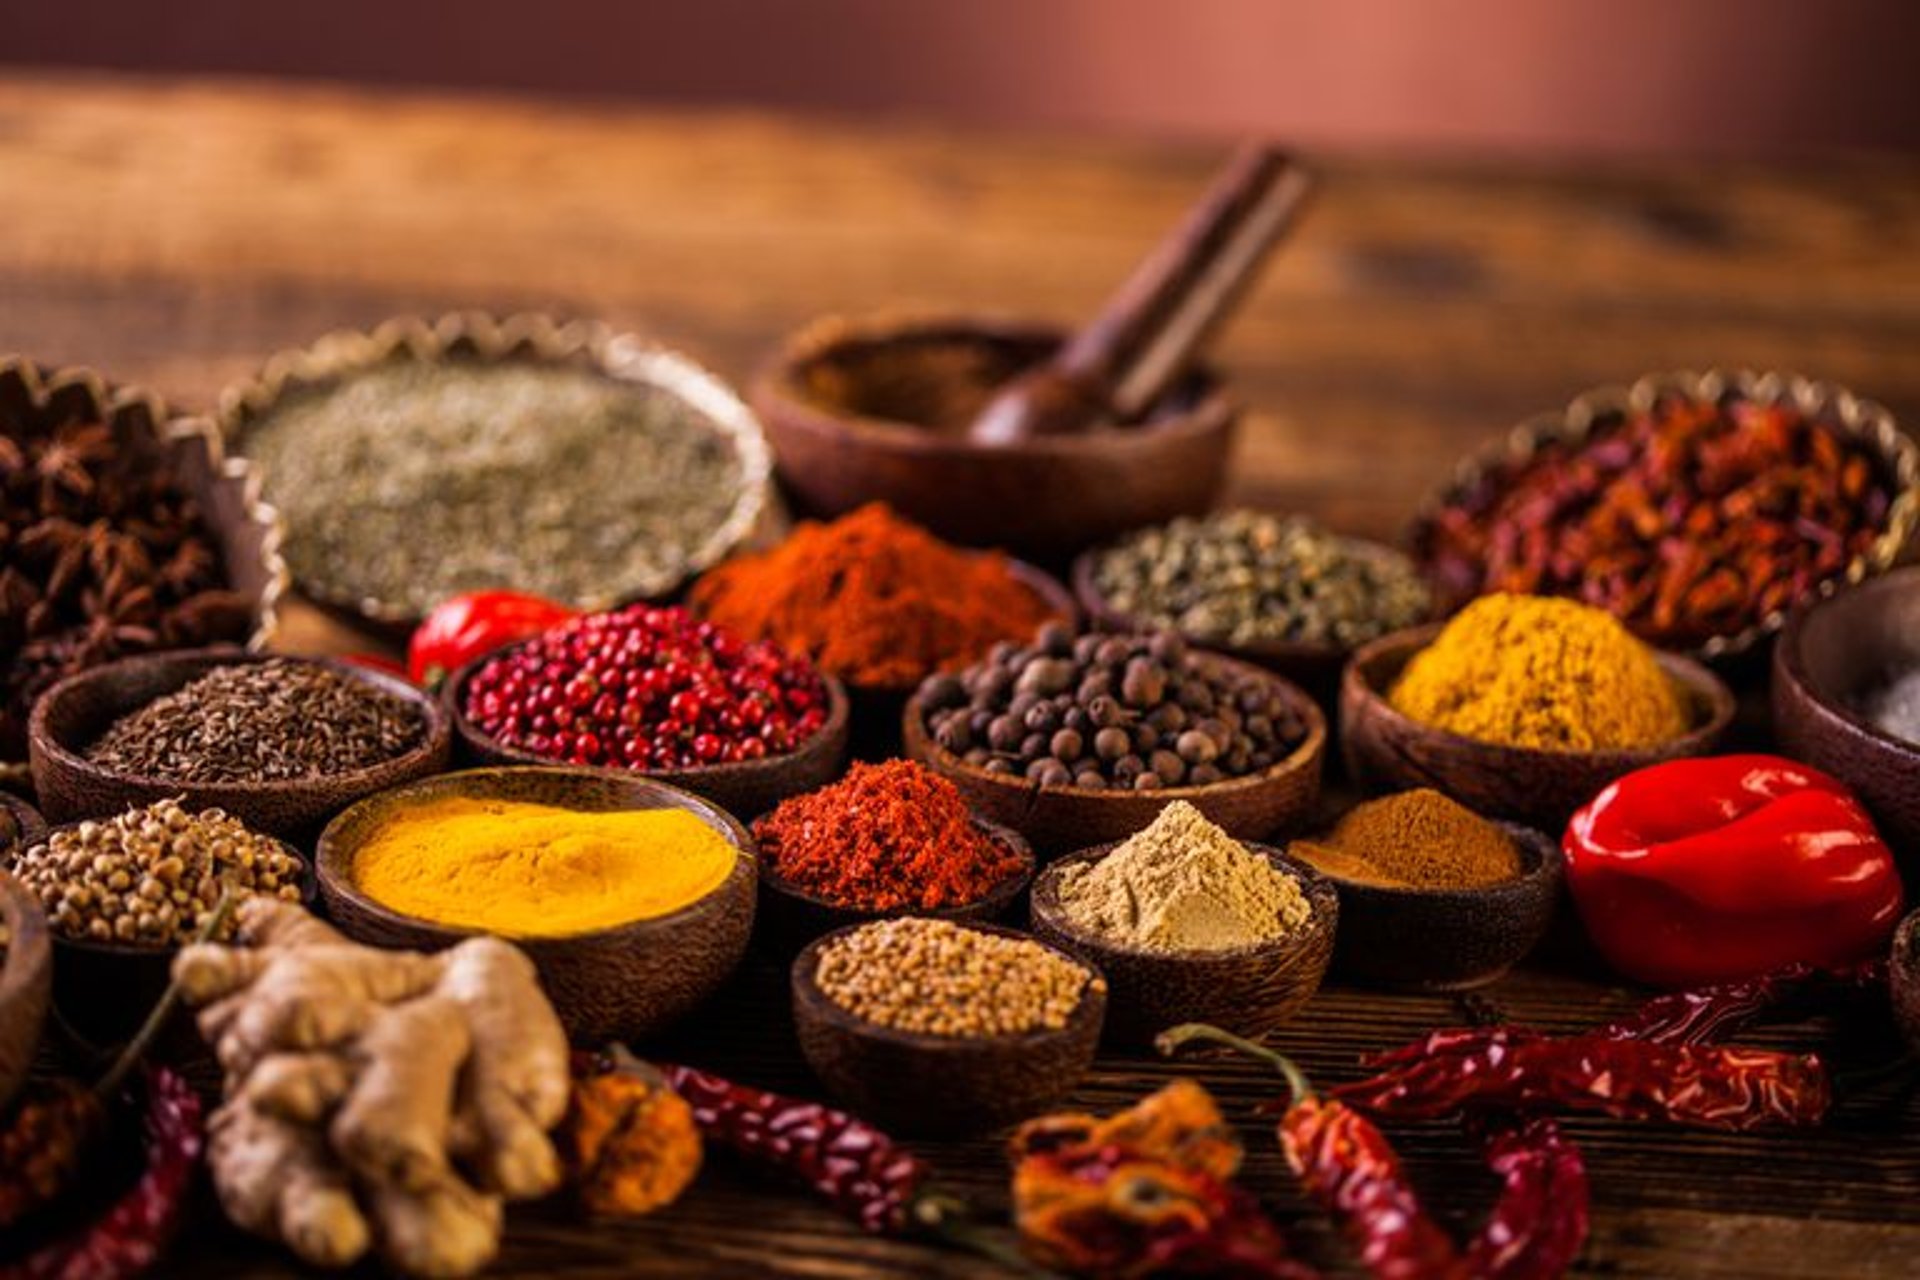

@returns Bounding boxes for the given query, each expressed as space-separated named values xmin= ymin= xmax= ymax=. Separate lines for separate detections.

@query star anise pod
xmin=32 ymin=421 xmax=115 ymax=507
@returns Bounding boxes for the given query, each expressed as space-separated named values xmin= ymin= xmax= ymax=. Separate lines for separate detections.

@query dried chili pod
xmin=1335 ymin=1028 xmax=1829 ymax=1131
xmin=1158 ymin=1025 xmax=1467 ymax=1280
xmin=566 ymin=1046 xmax=702 ymax=1218
xmin=1598 ymin=961 xmax=1885 ymax=1047
xmin=1462 ymin=1115 xmax=1588 ymax=1280
xmin=3 ymin=1066 xmax=204 ymax=1280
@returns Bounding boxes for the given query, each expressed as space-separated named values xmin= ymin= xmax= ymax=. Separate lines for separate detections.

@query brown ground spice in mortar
xmin=1292 ymin=789 xmax=1521 ymax=890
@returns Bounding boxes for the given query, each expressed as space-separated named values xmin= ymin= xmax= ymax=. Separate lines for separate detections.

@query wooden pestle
xmin=969 ymin=143 xmax=1311 ymax=445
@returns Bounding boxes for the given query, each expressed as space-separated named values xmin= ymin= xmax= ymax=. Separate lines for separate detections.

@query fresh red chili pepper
xmin=406 ymin=589 xmax=577 ymax=688
xmin=2 ymin=1066 xmax=204 ymax=1280
xmin=1564 ymin=754 xmax=1905 ymax=988
xmin=1159 ymin=1025 xmax=1468 ymax=1280
xmin=1333 ymin=1027 xmax=1830 ymax=1132
xmin=1462 ymin=1115 xmax=1588 ymax=1280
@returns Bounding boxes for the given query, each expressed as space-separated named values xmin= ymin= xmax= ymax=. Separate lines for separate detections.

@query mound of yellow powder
xmin=1388 ymin=594 xmax=1689 ymax=751
xmin=351 ymin=796 xmax=738 ymax=937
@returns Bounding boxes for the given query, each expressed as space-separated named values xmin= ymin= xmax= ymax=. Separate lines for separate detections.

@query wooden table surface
xmin=5 ymin=72 xmax=1920 ymax=1278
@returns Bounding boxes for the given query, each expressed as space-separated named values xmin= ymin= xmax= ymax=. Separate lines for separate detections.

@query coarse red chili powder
xmin=752 ymin=759 xmax=1025 ymax=910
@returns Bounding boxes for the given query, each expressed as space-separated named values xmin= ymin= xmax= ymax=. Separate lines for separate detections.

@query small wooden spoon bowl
xmin=29 ymin=648 xmax=451 ymax=842
xmin=1339 ymin=624 xmax=1735 ymax=831
xmin=1304 ymin=821 xmax=1564 ymax=991
xmin=903 ymin=652 xmax=1326 ymax=857
xmin=1028 ymin=842 xmax=1336 ymax=1044
xmin=316 ymin=767 xmax=756 ymax=1044
xmin=0 ymin=866 xmax=52 ymax=1110
xmin=1072 ymin=538 xmax=1431 ymax=708
xmin=791 ymin=920 xmax=1105 ymax=1135
xmin=754 ymin=816 xmax=1036 ymax=952
xmin=445 ymin=645 xmax=850 ymax=823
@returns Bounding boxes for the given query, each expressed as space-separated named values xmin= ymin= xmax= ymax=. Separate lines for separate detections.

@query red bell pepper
xmin=406 ymin=590 xmax=577 ymax=688
xmin=1564 ymin=754 xmax=1905 ymax=988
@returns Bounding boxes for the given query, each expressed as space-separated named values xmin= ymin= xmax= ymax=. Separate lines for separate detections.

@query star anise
xmin=32 ymin=421 xmax=115 ymax=506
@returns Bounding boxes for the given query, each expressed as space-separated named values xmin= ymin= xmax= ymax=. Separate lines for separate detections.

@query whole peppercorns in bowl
xmin=449 ymin=604 xmax=850 ymax=821
xmin=903 ymin=623 xmax=1325 ymax=856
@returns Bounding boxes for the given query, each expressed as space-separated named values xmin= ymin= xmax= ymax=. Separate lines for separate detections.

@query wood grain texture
xmin=2 ymin=72 xmax=1918 ymax=1277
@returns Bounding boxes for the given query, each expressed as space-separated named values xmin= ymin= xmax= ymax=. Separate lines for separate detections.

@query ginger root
xmin=174 ymin=899 xmax=570 ymax=1278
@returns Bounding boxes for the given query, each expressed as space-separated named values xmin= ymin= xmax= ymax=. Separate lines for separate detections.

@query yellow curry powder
xmin=351 ymin=797 xmax=738 ymax=937
xmin=1388 ymin=594 xmax=1689 ymax=751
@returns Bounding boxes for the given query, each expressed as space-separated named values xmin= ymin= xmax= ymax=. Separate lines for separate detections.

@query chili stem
xmin=1156 ymin=1023 xmax=1314 ymax=1103
xmin=912 ymin=1193 xmax=1060 ymax=1278
xmin=95 ymin=888 xmax=240 ymax=1100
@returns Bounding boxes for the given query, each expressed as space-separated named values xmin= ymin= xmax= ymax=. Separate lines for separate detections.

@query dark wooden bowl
xmin=445 ymin=646 xmax=850 ymax=825
xmin=1029 ymin=841 xmax=1336 ymax=1045
xmin=29 ymin=648 xmax=452 ymax=843
xmin=1773 ymin=566 xmax=1920 ymax=874
xmin=1340 ymin=624 xmax=1735 ymax=831
xmin=838 ymin=559 xmax=1078 ymax=761
xmin=1302 ymin=821 xmax=1564 ymax=991
xmin=0 ymin=868 xmax=53 ymax=1110
xmin=791 ymin=920 xmax=1105 ymax=1135
xmin=1892 ymin=909 xmax=1920 ymax=1055
xmin=903 ymin=652 xmax=1326 ymax=858
xmin=754 ymin=817 xmax=1036 ymax=951
xmin=1071 ymin=540 xmax=1432 ymax=709
xmin=0 ymin=357 xmax=287 ymax=759
xmin=32 ymin=829 xmax=315 ymax=1049
xmin=316 ymin=767 xmax=756 ymax=1044
xmin=1406 ymin=369 xmax=1920 ymax=662
xmin=753 ymin=314 xmax=1237 ymax=561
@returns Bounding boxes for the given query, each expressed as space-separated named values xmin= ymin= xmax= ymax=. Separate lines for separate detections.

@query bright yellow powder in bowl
xmin=351 ymin=796 xmax=740 ymax=937
xmin=1388 ymin=594 xmax=1690 ymax=751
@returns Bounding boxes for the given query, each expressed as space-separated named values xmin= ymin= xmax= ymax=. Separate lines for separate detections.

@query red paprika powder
xmin=752 ymin=759 xmax=1025 ymax=910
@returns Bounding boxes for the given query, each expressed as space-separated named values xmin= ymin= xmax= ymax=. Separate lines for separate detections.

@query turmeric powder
xmin=350 ymin=797 xmax=738 ymax=936
xmin=1389 ymin=594 xmax=1688 ymax=751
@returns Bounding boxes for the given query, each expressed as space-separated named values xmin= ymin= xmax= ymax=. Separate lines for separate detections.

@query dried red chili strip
xmin=1462 ymin=1115 xmax=1588 ymax=1280
xmin=1598 ymin=962 xmax=1885 ymax=1046
xmin=1334 ymin=1029 xmax=1829 ymax=1132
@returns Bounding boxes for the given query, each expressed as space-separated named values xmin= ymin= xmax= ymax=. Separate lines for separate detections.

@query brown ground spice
xmin=1292 ymin=788 xmax=1521 ymax=890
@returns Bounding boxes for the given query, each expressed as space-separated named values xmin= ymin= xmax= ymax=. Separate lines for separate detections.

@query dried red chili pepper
xmin=1333 ymin=1028 xmax=1830 ymax=1131
xmin=1 ymin=1067 xmax=203 ymax=1280
xmin=1158 ymin=1025 xmax=1468 ymax=1280
xmin=1462 ymin=1115 xmax=1588 ymax=1280
xmin=1598 ymin=961 xmax=1885 ymax=1047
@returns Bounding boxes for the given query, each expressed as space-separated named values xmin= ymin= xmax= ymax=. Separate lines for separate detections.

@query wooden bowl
xmin=837 ymin=559 xmax=1078 ymax=761
xmin=903 ymin=652 xmax=1326 ymax=858
xmin=29 ymin=649 xmax=452 ymax=842
xmin=1407 ymin=369 xmax=1920 ymax=661
xmin=1029 ymin=842 xmax=1336 ymax=1044
xmin=0 ymin=868 xmax=53 ymax=1110
xmin=791 ymin=920 xmax=1105 ymax=1134
xmin=217 ymin=311 xmax=774 ymax=633
xmin=316 ymin=767 xmax=756 ymax=1044
xmin=1072 ymin=539 xmax=1431 ymax=708
xmin=1891 ymin=909 xmax=1920 ymax=1054
xmin=754 ymin=817 xmax=1036 ymax=951
xmin=445 ymin=646 xmax=851 ymax=824
xmin=1301 ymin=821 xmax=1563 ymax=991
xmin=1773 ymin=566 xmax=1920 ymax=871
xmin=753 ymin=313 xmax=1236 ymax=561
xmin=1340 ymin=624 xmax=1735 ymax=831
xmin=0 ymin=357 xmax=287 ymax=758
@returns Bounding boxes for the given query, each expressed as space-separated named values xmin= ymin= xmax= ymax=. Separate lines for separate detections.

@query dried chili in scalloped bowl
xmin=1408 ymin=370 xmax=1920 ymax=660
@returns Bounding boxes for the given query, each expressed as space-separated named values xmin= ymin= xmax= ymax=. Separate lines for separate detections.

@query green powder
xmin=1053 ymin=801 xmax=1311 ymax=952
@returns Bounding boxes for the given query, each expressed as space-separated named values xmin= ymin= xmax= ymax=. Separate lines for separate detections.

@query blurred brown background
xmin=7 ymin=0 xmax=1920 ymax=156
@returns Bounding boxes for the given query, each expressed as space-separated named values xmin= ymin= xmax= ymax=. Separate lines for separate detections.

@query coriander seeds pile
xmin=86 ymin=659 xmax=424 ymax=783
xmin=11 ymin=797 xmax=302 ymax=945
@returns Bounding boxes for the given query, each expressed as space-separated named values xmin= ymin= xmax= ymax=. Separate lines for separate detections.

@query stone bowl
xmin=752 ymin=313 xmax=1236 ymax=561
xmin=0 ymin=866 xmax=52 ymax=1110
xmin=1027 ymin=841 xmax=1336 ymax=1045
xmin=903 ymin=652 xmax=1326 ymax=858
xmin=1298 ymin=821 xmax=1564 ymax=990
xmin=1072 ymin=537 xmax=1432 ymax=709
xmin=753 ymin=815 xmax=1036 ymax=952
xmin=444 ymin=646 xmax=851 ymax=824
xmin=791 ymin=920 xmax=1105 ymax=1135
xmin=1340 ymin=624 xmax=1736 ymax=831
xmin=315 ymin=767 xmax=756 ymax=1044
xmin=29 ymin=648 xmax=452 ymax=842
xmin=1773 ymin=566 xmax=1920 ymax=874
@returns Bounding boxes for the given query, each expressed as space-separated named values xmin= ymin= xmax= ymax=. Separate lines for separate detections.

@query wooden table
xmin=5 ymin=72 xmax=1920 ymax=1278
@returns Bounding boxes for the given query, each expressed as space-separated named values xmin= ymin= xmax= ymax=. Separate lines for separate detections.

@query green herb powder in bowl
xmin=241 ymin=359 xmax=764 ymax=618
